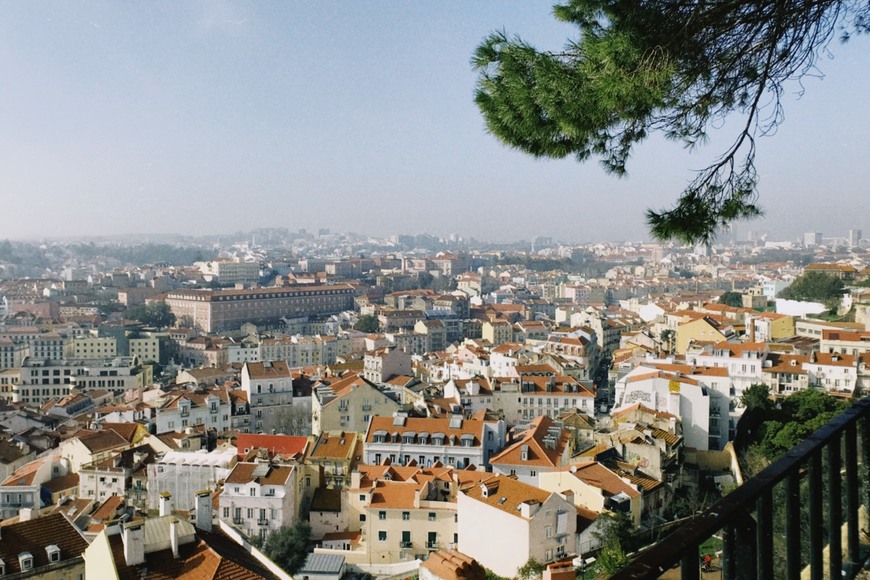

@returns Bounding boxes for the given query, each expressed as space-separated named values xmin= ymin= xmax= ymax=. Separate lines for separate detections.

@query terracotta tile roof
xmin=710 ymin=341 xmax=768 ymax=356
xmin=365 ymin=416 xmax=485 ymax=447
xmin=103 ymin=422 xmax=142 ymax=443
xmin=310 ymin=487 xmax=342 ymax=512
xmin=0 ymin=512 xmax=88 ymax=575
xmin=763 ymin=354 xmax=810 ymax=374
xmin=225 ymin=462 xmax=294 ymax=486
xmin=626 ymin=370 xmax=700 ymax=387
xmin=563 ymin=462 xmax=640 ymax=498
xmin=420 ymin=549 xmax=486 ymax=580
xmin=356 ymin=464 xmax=455 ymax=488
xmin=463 ymin=474 xmax=553 ymax=520
xmin=490 ymin=416 xmax=570 ymax=468
xmin=811 ymin=352 xmax=856 ymax=367
xmin=235 ymin=434 xmax=308 ymax=461
xmin=368 ymin=481 xmax=423 ymax=509
xmin=646 ymin=362 xmax=729 ymax=377
xmin=76 ymin=429 xmax=130 ymax=453
xmin=110 ymin=526 xmax=281 ymax=579
xmin=1 ymin=457 xmax=46 ymax=486
xmin=309 ymin=431 xmax=359 ymax=461
xmin=92 ymin=495 xmax=125 ymax=521
xmin=43 ymin=472 xmax=80 ymax=494
xmin=244 ymin=360 xmax=292 ymax=380
xmin=822 ymin=329 xmax=870 ymax=341
xmin=611 ymin=402 xmax=677 ymax=422
xmin=515 ymin=375 xmax=595 ymax=397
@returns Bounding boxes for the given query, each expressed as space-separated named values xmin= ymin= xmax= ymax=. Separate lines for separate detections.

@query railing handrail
xmin=612 ymin=395 xmax=870 ymax=579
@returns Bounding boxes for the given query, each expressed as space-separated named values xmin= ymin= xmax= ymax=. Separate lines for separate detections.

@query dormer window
xmin=18 ymin=553 xmax=33 ymax=572
xmin=46 ymin=545 xmax=61 ymax=563
xmin=0 ymin=558 xmax=5 ymax=576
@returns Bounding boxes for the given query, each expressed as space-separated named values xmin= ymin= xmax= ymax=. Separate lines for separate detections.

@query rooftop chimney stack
xmin=170 ymin=519 xmax=180 ymax=559
xmin=122 ymin=521 xmax=146 ymax=566
xmin=159 ymin=492 xmax=173 ymax=517
xmin=195 ymin=489 xmax=213 ymax=532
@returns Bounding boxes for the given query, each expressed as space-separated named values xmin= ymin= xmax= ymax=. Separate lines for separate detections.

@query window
xmin=359 ymin=494 xmax=366 ymax=501
xmin=378 ymin=531 xmax=387 ymax=542
xmin=379 ymin=511 xmax=387 ymax=520
xmin=223 ymin=507 xmax=230 ymax=517
xmin=428 ymin=512 xmax=436 ymax=521
xmin=360 ymin=514 xmax=366 ymax=522
xmin=402 ymin=511 xmax=410 ymax=520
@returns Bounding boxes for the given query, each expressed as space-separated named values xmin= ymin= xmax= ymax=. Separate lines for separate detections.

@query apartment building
xmin=307 ymin=431 xmax=363 ymax=489
xmin=458 ymin=475 xmax=577 ymax=578
xmin=220 ymin=461 xmax=298 ymax=543
xmin=820 ymin=329 xmax=870 ymax=356
xmin=363 ymin=413 xmax=506 ymax=470
xmin=241 ymin=360 xmax=297 ymax=434
xmin=363 ymin=348 xmax=413 ymax=384
xmin=259 ymin=335 xmax=352 ymax=368
xmin=489 ymin=416 xmax=573 ymax=486
xmin=66 ymin=335 xmax=117 ymax=359
xmin=155 ymin=386 xmax=232 ymax=434
xmin=165 ymin=285 xmax=354 ymax=333
xmin=312 ymin=374 xmax=403 ymax=435
xmin=12 ymin=357 xmax=140 ymax=407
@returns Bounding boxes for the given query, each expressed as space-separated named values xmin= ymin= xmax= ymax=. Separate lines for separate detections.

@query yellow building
xmin=675 ymin=316 xmax=731 ymax=354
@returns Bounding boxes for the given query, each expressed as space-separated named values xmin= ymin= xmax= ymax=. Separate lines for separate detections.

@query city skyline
xmin=2 ymin=2 xmax=869 ymax=243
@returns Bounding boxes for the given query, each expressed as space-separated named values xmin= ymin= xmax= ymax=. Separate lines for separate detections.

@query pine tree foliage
xmin=473 ymin=0 xmax=869 ymax=244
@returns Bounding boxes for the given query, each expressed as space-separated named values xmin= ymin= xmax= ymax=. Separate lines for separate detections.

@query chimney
xmin=195 ymin=489 xmax=213 ymax=532
xmin=18 ymin=507 xmax=35 ymax=522
xmin=170 ymin=519 xmax=180 ymax=558
xmin=123 ymin=521 xmax=146 ymax=566
xmin=519 ymin=500 xmax=541 ymax=519
xmin=159 ymin=492 xmax=173 ymax=517
xmin=562 ymin=489 xmax=575 ymax=506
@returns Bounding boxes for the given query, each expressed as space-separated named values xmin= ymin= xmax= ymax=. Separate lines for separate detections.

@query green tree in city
xmin=473 ymin=1 xmax=869 ymax=244
xmin=127 ymin=302 xmax=176 ymax=328
xmin=353 ymin=314 xmax=381 ymax=333
xmin=262 ymin=519 xmax=311 ymax=576
xmin=591 ymin=513 xmax=636 ymax=575
xmin=718 ymin=291 xmax=744 ymax=308
xmin=778 ymin=271 xmax=845 ymax=309
xmin=516 ymin=558 xmax=545 ymax=580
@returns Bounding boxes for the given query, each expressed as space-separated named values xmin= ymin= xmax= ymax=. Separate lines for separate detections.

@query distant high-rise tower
xmin=804 ymin=232 xmax=822 ymax=247
xmin=848 ymin=229 xmax=862 ymax=249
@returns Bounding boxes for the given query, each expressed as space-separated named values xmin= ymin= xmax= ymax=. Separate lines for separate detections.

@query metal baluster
xmin=757 ymin=488 xmax=773 ymax=580
xmin=828 ymin=432 xmax=842 ymax=579
xmin=845 ymin=422 xmax=859 ymax=565
xmin=785 ymin=471 xmax=801 ymax=580
xmin=809 ymin=451 xmax=823 ymax=579
xmin=681 ymin=544 xmax=699 ymax=580
xmin=721 ymin=524 xmax=736 ymax=579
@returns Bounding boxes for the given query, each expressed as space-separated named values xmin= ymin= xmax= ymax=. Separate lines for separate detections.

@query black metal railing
xmin=613 ymin=395 xmax=870 ymax=579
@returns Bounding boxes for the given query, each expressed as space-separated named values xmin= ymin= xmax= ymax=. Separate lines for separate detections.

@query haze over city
xmin=2 ymin=2 xmax=868 ymax=242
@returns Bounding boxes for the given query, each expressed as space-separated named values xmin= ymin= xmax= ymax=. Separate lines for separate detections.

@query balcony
xmin=233 ymin=517 xmax=244 ymax=525
xmin=400 ymin=541 xmax=413 ymax=548
xmin=613 ymin=395 xmax=870 ymax=579
xmin=426 ymin=542 xmax=439 ymax=550
xmin=257 ymin=519 xmax=269 ymax=526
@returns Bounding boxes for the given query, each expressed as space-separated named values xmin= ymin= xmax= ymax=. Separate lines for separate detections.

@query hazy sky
xmin=2 ymin=2 xmax=868 ymax=243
